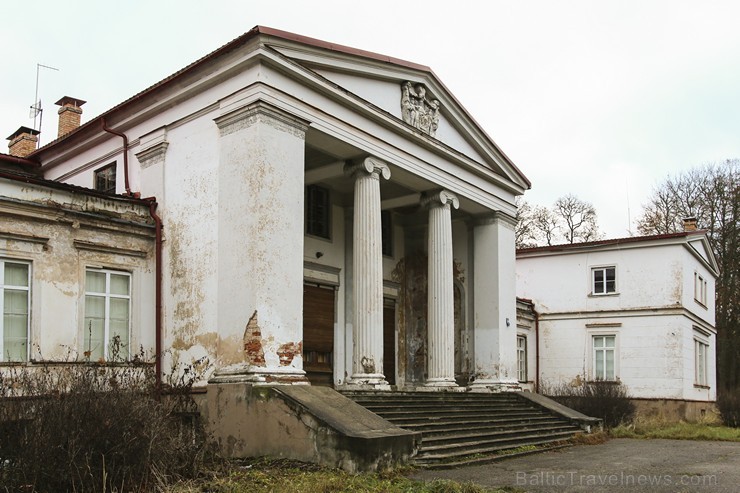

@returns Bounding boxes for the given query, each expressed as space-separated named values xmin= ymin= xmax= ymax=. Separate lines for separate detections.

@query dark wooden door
xmin=383 ymin=299 xmax=396 ymax=386
xmin=303 ymin=284 xmax=335 ymax=386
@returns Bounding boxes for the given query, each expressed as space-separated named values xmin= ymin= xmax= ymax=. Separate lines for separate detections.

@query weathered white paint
xmin=0 ymin=179 xmax=155 ymax=362
xmin=16 ymin=29 xmax=526 ymax=390
xmin=517 ymin=234 xmax=717 ymax=401
xmin=471 ymin=213 xmax=519 ymax=390
xmin=424 ymin=190 xmax=459 ymax=387
xmin=345 ymin=157 xmax=390 ymax=388
xmin=209 ymin=102 xmax=308 ymax=383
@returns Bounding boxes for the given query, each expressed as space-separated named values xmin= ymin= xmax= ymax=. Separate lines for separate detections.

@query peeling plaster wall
xmin=0 ymin=179 xmax=155 ymax=361
xmin=158 ymin=115 xmax=221 ymax=378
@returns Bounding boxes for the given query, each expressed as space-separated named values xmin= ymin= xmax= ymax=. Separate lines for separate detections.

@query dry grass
xmin=610 ymin=414 xmax=740 ymax=441
xmin=568 ymin=430 xmax=609 ymax=445
xmin=165 ymin=458 xmax=511 ymax=493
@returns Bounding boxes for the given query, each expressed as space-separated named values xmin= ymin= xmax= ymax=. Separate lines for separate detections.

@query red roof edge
xmin=255 ymin=26 xmax=432 ymax=72
xmin=516 ymin=230 xmax=707 ymax=255
xmin=0 ymin=152 xmax=41 ymax=168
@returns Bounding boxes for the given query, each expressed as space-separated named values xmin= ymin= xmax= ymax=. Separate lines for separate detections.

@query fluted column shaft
xmin=424 ymin=190 xmax=459 ymax=387
xmin=345 ymin=157 xmax=391 ymax=387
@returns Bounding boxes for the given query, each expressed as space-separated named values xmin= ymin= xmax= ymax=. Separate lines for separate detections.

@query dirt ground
xmin=411 ymin=438 xmax=740 ymax=492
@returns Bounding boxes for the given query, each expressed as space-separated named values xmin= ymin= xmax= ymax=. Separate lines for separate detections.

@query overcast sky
xmin=2 ymin=0 xmax=738 ymax=238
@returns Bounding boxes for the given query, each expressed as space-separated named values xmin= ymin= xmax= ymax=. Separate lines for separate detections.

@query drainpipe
xmin=101 ymin=119 xmax=132 ymax=196
xmin=145 ymin=197 xmax=163 ymax=394
xmin=533 ymin=305 xmax=540 ymax=393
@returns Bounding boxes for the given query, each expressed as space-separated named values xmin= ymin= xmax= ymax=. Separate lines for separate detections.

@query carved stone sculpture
xmin=401 ymin=81 xmax=440 ymax=137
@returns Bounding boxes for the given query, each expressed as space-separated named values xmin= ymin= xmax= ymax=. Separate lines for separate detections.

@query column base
xmin=208 ymin=364 xmax=309 ymax=385
xmin=467 ymin=378 xmax=521 ymax=393
xmin=345 ymin=373 xmax=390 ymax=390
xmin=424 ymin=377 xmax=459 ymax=389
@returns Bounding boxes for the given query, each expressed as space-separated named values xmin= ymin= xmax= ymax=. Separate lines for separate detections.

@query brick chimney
xmin=6 ymin=126 xmax=40 ymax=157
xmin=55 ymin=96 xmax=86 ymax=138
xmin=683 ymin=217 xmax=698 ymax=232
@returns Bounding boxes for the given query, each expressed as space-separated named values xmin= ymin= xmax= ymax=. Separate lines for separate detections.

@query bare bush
xmin=0 ymin=347 xmax=209 ymax=492
xmin=542 ymin=379 xmax=636 ymax=428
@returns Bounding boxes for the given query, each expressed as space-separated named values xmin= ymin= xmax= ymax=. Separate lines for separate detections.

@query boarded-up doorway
xmin=383 ymin=298 xmax=396 ymax=386
xmin=303 ymin=283 xmax=335 ymax=386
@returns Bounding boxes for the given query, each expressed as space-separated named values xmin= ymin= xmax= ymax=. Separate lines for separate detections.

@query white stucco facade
xmin=2 ymin=27 xmax=529 ymax=391
xmin=516 ymin=233 xmax=718 ymax=403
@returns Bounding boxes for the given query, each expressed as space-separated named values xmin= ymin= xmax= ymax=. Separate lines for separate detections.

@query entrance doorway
xmin=303 ymin=283 xmax=335 ymax=386
xmin=383 ymin=298 xmax=396 ymax=386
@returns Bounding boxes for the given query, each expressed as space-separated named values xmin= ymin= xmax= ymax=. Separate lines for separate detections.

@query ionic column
xmin=423 ymin=190 xmax=459 ymax=387
xmin=345 ymin=157 xmax=391 ymax=388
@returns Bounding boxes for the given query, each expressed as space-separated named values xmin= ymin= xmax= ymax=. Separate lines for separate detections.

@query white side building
xmin=516 ymin=228 xmax=718 ymax=419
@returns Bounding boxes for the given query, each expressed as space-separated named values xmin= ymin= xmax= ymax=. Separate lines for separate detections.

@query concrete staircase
xmin=343 ymin=391 xmax=587 ymax=468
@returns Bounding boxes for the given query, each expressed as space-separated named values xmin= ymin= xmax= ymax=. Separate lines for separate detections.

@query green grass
xmin=610 ymin=418 xmax=740 ymax=441
xmin=165 ymin=458 xmax=512 ymax=493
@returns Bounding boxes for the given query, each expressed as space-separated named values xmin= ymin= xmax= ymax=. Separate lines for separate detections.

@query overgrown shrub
xmin=0 ymin=349 xmax=208 ymax=492
xmin=543 ymin=379 xmax=636 ymax=428
xmin=717 ymin=387 xmax=740 ymax=427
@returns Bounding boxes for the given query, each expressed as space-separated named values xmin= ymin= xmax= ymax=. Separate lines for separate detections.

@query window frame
xmin=694 ymin=337 xmax=709 ymax=387
xmin=591 ymin=266 xmax=617 ymax=296
xmin=305 ymin=185 xmax=331 ymax=240
xmin=591 ymin=334 xmax=617 ymax=381
xmin=516 ymin=334 xmax=527 ymax=382
xmin=0 ymin=259 xmax=31 ymax=363
xmin=94 ymin=162 xmax=117 ymax=194
xmin=83 ymin=268 xmax=132 ymax=362
xmin=694 ymin=272 xmax=708 ymax=307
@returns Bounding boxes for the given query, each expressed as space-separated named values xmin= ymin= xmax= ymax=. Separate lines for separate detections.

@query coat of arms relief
xmin=401 ymin=82 xmax=440 ymax=137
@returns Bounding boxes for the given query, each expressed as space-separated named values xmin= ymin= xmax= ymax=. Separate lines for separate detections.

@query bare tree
xmin=554 ymin=194 xmax=601 ymax=244
xmin=532 ymin=205 xmax=560 ymax=246
xmin=637 ymin=159 xmax=739 ymax=393
xmin=515 ymin=197 xmax=537 ymax=248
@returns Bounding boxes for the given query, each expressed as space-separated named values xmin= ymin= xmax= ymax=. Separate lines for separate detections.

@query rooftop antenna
xmin=29 ymin=63 xmax=60 ymax=147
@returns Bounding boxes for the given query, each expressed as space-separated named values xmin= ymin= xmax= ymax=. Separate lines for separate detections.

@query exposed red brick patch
xmin=277 ymin=341 xmax=302 ymax=366
xmin=243 ymin=310 xmax=265 ymax=366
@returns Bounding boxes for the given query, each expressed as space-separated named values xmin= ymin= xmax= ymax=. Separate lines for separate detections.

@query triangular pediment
xmin=687 ymin=235 xmax=719 ymax=275
xmin=257 ymin=29 xmax=530 ymax=192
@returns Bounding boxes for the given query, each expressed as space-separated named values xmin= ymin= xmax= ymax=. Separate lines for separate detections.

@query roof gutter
xmin=101 ymin=119 xmax=132 ymax=196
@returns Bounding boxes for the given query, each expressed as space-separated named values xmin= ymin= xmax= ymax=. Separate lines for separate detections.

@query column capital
xmin=344 ymin=156 xmax=391 ymax=180
xmin=422 ymin=189 xmax=460 ymax=210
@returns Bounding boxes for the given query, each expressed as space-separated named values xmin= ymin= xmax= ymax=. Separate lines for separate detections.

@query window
xmin=695 ymin=339 xmax=709 ymax=386
xmin=381 ymin=210 xmax=393 ymax=257
xmin=84 ymin=269 xmax=131 ymax=361
xmin=592 ymin=335 xmax=616 ymax=380
xmin=0 ymin=260 xmax=30 ymax=362
xmin=694 ymin=272 xmax=708 ymax=306
xmin=517 ymin=335 xmax=527 ymax=382
xmin=94 ymin=163 xmax=116 ymax=194
xmin=306 ymin=185 xmax=330 ymax=239
xmin=592 ymin=266 xmax=616 ymax=295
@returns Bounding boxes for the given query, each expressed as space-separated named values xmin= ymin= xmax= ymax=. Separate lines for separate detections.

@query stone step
xmin=416 ymin=430 xmax=579 ymax=460
xmin=417 ymin=442 xmax=573 ymax=470
xmin=421 ymin=424 xmax=581 ymax=446
xmin=396 ymin=416 xmax=567 ymax=433
xmin=342 ymin=390 xmax=586 ymax=468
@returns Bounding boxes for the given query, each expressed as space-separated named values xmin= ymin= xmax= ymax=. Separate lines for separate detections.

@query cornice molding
xmin=215 ymin=100 xmax=310 ymax=138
